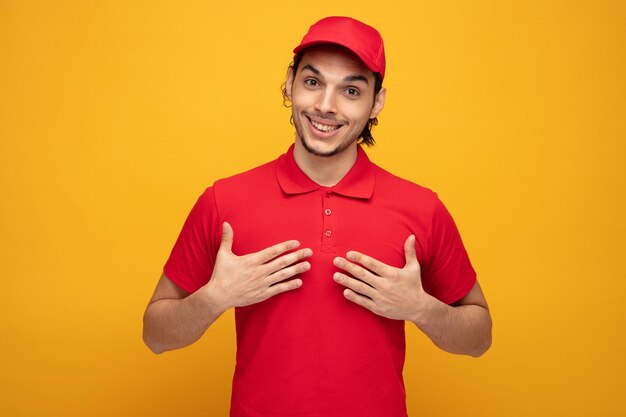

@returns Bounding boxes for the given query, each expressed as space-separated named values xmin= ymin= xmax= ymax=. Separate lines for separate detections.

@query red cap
xmin=293 ymin=16 xmax=386 ymax=80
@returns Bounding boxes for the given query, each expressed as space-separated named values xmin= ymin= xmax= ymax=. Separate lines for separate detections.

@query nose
xmin=314 ymin=88 xmax=337 ymax=114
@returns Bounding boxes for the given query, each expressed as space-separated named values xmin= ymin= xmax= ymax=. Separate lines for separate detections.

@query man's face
xmin=286 ymin=45 xmax=385 ymax=157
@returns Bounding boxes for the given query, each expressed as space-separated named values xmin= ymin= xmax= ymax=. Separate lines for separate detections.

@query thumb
xmin=404 ymin=234 xmax=418 ymax=267
xmin=220 ymin=222 xmax=234 ymax=253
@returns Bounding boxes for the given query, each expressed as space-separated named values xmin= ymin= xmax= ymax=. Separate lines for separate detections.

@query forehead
xmin=297 ymin=45 xmax=374 ymax=82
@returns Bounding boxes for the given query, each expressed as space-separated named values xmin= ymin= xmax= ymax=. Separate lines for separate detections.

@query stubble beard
xmin=293 ymin=111 xmax=360 ymax=158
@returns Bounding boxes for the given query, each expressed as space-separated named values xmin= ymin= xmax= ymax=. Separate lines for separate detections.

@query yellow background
xmin=1 ymin=1 xmax=625 ymax=416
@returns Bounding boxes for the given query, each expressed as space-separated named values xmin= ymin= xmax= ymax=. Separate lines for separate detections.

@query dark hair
xmin=281 ymin=52 xmax=383 ymax=146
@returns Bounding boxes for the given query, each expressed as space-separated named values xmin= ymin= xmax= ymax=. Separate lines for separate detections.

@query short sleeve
xmin=163 ymin=187 xmax=221 ymax=293
xmin=422 ymin=197 xmax=476 ymax=305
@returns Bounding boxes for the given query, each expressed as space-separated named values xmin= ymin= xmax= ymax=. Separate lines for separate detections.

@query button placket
xmin=321 ymin=191 xmax=336 ymax=252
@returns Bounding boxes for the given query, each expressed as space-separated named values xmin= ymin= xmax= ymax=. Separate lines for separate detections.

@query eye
xmin=304 ymin=78 xmax=319 ymax=87
xmin=345 ymin=87 xmax=360 ymax=97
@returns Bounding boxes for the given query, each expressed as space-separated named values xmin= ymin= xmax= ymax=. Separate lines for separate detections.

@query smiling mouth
xmin=306 ymin=116 xmax=343 ymax=133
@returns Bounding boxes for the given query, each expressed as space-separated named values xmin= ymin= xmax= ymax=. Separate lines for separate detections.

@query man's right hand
xmin=198 ymin=222 xmax=312 ymax=313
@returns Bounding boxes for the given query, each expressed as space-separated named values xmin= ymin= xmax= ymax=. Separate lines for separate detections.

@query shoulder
xmin=370 ymin=161 xmax=440 ymax=209
xmin=212 ymin=156 xmax=277 ymax=189
xmin=208 ymin=156 xmax=281 ymax=207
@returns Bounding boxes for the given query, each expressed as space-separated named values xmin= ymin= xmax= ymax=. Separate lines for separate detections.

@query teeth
xmin=310 ymin=119 xmax=339 ymax=132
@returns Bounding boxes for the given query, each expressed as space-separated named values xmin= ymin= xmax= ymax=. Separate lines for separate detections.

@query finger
xmin=333 ymin=257 xmax=378 ymax=287
xmin=219 ymin=222 xmax=234 ymax=253
xmin=333 ymin=272 xmax=376 ymax=299
xmin=253 ymin=240 xmax=301 ymax=264
xmin=404 ymin=234 xmax=419 ymax=268
xmin=263 ymin=248 xmax=312 ymax=275
xmin=266 ymin=261 xmax=311 ymax=286
xmin=342 ymin=288 xmax=378 ymax=312
xmin=264 ymin=278 xmax=303 ymax=298
xmin=345 ymin=251 xmax=395 ymax=277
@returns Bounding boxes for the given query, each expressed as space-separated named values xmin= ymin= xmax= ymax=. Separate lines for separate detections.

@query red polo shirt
xmin=164 ymin=144 xmax=476 ymax=417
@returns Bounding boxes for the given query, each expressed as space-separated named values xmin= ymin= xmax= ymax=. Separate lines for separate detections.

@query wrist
xmin=188 ymin=282 xmax=229 ymax=321
xmin=410 ymin=292 xmax=444 ymax=328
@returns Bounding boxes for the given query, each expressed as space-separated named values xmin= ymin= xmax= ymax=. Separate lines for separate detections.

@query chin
xmin=299 ymin=134 xmax=357 ymax=158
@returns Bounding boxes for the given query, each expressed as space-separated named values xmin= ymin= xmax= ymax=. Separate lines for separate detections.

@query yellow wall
xmin=1 ymin=1 xmax=625 ymax=416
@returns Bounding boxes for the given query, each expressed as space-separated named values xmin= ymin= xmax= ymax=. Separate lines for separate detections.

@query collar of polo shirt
xmin=276 ymin=144 xmax=375 ymax=199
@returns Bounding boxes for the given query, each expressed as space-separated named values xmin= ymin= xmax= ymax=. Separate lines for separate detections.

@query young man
xmin=143 ymin=16 xmax=492 ymax=417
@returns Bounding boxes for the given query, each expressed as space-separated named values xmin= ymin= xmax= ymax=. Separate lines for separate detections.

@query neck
xmin=293 ymin=140 xmax=358 ymax=187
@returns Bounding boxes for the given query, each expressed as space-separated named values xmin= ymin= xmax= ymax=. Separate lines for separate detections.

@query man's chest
xmin=222 ymin=190 xmax=427 ymax=269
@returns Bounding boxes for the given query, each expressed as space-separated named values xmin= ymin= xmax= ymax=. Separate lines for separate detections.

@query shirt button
xmin=325 ymin=192 xmax=331 ymax=198
xmin=325 ymin=230 xmax=332 ymax=237
xmin=324 ymin=209 xmax=332 ymax=216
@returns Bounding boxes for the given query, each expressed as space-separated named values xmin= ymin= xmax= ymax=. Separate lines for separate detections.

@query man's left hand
xmin=332 ymin=234 xmax=436 ymax=322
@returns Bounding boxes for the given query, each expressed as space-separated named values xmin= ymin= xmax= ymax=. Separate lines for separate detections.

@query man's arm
xmin=332 ymin=234 xmax=492 ymax=357
xmin=143 ymin=222 xmax=312 ymax=354
xmin=410 ymin=281 xmax=491 ymax=357
xmin=142 ymin=273 xmax=221 ymax=354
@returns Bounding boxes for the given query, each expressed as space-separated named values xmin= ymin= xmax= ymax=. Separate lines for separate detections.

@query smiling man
xmin=143 ymin=16 xmax=492 ymax=417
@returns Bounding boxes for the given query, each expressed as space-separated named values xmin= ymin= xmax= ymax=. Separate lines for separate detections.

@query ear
xmin=285 ymin=67 xmax=295 ymax=101
xmin=369 ymin=87 xmax=386 ymax=119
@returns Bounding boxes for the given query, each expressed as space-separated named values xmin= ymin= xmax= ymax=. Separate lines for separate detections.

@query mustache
xmin=304 ymin=112 xmax=346 ymax=125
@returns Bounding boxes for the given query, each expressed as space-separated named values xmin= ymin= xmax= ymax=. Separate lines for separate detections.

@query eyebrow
xmin=301 ymin=64 xmax=370 ymax=85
